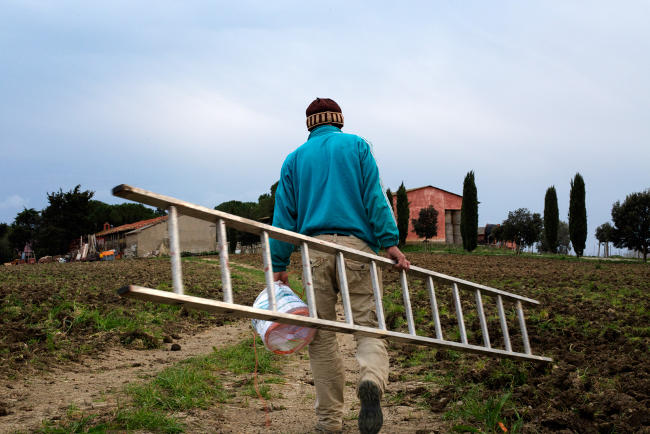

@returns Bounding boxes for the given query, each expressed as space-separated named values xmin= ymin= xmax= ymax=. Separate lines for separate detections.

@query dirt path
xmin=0 ymin=322 xmax=249 ymax=433
xmin=0 ymin=319 xmax=444 ymax=433
xmin=215 ymin=330 xmax=445 ymax=433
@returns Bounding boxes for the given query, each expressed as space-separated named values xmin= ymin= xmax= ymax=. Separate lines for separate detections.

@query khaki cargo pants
xmin=308 ymin=234 xmax=389 ymax=432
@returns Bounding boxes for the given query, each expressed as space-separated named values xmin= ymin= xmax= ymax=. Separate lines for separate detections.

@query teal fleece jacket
xmin=270 ymin=125 xmax=399 ymax=272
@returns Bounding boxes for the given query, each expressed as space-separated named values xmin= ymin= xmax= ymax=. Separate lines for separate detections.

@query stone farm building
xmin=392 ymin=185 xmax=463 ymax=244
xmin=95 ymin=215 xmax=216 ymax=257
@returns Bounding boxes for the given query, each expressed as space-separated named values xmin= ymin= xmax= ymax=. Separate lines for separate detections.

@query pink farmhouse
xmin=392 ymin=186 xmax=463 ymax=244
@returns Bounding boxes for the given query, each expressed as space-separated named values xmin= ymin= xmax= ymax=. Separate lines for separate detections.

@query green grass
xmin=128 ymin=364 xmax=229 ymax=411
xmin=113 ymin=407 xmax=184 ymax=433
xmin=211 ymin=336 xmax=282 ymax=375
xmin=445 ymin=387 xmax=524 ymax=433
xmin=398 ymin=242 xmax=648 ymax=264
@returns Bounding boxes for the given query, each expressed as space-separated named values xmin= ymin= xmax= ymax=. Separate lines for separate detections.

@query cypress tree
xmin=460 ymin=171 xmax=478 ymax=251
xmin=544 ymin=186 xmax=559 ymax=253
xmin=396 ymin=182 xmax=410 ymax=246
xmin=386 ymin=188 xmax=394 ymax=214
xmin=569 ymin=173 xmax=587 ymax=257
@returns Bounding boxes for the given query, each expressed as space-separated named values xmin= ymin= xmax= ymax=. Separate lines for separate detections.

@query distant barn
xmin=96 ymin=216 xmax=216 ymax=257
xmin=391 ymin=185 xmax=463 ymax=244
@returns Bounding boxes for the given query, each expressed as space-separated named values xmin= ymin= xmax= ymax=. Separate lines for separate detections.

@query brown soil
xmin=380 ymin=253 xmax=650 ymax=433
xmin=1 ymin=253 xmax=648 ymax=433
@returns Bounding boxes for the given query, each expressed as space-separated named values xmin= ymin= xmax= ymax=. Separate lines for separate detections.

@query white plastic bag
xmin=251 ymin=282 xmax=316 ymax=354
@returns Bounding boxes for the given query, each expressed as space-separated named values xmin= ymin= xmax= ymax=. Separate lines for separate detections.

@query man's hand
xmin=385 ymin=245 xmax=410 ymax=270
xmin=273 ymin=271 xmax=289 ymax=285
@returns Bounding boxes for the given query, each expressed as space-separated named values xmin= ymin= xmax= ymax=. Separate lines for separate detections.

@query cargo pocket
xmin=344 ymin=260 xmax=373 ymax=296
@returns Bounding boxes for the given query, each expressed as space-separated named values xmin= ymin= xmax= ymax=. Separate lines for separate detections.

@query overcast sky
xmin=1 ymin=1 xmax=648 ymax=256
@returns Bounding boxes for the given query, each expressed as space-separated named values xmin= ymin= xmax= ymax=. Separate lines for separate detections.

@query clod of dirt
xmin=170 ymin=343 xmax=181 ymax=351
xmin=163 ymin=335 xmax=173 ymax=343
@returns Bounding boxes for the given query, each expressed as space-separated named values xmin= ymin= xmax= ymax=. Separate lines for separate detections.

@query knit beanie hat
xmin=306 ymin=98 xmax=344 ymax=131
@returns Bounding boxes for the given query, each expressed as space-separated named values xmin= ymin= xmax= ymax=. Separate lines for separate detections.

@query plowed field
xmin=1 ymin=253 xmax=648 ymax=433
xmin=234 ymin=252 xmax=650 ymax=433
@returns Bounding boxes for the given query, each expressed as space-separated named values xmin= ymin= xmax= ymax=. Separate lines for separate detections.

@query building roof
xmin=404 ymin=185 xmax=462 ymax=198
xmin=95 ymin=216 xmax=168 ymax=237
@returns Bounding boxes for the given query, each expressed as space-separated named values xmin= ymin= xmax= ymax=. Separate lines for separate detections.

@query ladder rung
xmin=516 ymin=301 xmax=531 ymax=355
xmin=452 ymin=283 xmax=467 ymax=344
xmin=336 ymin=253 xmax=354 ymax=325
xmin=217 ymin=219 xmax=232 ymax=304
xmin=168 ymin=206 xmax=183 ymax=295
xmin=400 ymin=270 xmax=416 ymax=336
xmin=300 ymin=242 xmax=318 ymax=318
xmin=475 ymin=289 xmax=491 ymax=349
xmin=426 ymin=276 xmax=443 ymax=340
xmin=369 ymin=261 xmax=386 ymax=330
xmin=496 ymin=295 xmax=512 ymax=352
xmin=260 ymin=231 xmax=277 ymax=311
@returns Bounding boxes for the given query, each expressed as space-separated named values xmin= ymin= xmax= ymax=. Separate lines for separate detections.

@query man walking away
xmin=270 ymin=98 xmax=410 ymax=433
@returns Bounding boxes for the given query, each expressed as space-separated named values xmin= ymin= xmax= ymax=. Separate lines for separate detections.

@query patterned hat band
xmin=306 ymin=111 xmax=344 ymax=130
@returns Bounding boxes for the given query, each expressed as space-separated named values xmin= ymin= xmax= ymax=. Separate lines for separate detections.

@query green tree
xmin=461 ymin=171 xmax=478 ymax=251
xmin=595 ymin=222 xmax=615 ymax=257
xmin=215 ymin=181 xmax=281 ymax=252
xmin=0 ymin=223 xmax=13 ymax=263
xmin=39 ymin=186 xmax=95 ymax=255
xmin=569 ymin=173 xmax=587 ymax=257
xmin=88 ymin=201 xmax=159 ymax=231
xmin=215 ymin=200 xmax=259 ymax=252
xmin=386 ymin=188 xmax=394 ymax=214
xmin=488 ymin=224 xmax=503 ymax=245
xmin=9 ymin=208 xmax=41 ymax=254
xmin=412 ymin=206 xmax=438 ymax=241
xmin=557 ymin=221 xmax=571 ymax=254
xmin=256 ymin=181 xmax=279 ymax=222
xmin=500 ymin=208 xmax=543 ymax=254
xmin=543 ymin=186 xmax=559 ymax=253
xmin=611 ymin=189 xmax=650 ymax=262
xmin=396 ymin=182 xmax=410 ymax=246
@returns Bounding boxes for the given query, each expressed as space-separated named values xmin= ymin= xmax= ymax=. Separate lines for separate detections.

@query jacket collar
xmin=308 ymin=124 xmax=341 ymax=139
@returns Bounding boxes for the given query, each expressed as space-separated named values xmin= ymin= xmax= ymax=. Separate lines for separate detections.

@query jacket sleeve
xmin=270 ymin=156 xmax=297 ymax=272
xmin=359 ymin=139 xmax=400 ymax=248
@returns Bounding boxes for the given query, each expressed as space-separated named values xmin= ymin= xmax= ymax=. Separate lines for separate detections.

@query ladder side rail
xmin=426 ymin=277 xmax=443 ymax=340
xmin=260 ymin=231 xmax=277 ymax=311
xmin=496 ymin=295 xmax=512 ymax=352
xmin=336 ymin=253 xmax=354 ymax=325
xmin=113 ymin=184 xmax=539 ymax=306
xmin=369 ymin=261 xmax=386 ymax=331
xmin=118 ymin=285 xmax=552 ymax=362
xmin=300 ymin=243 xmax=318 ymax=318
xmin=516 ymin=301 xmax=532 ymax=355
xmin=475 ymin=289 xmax=491 ymax=349
xmin=168 ymin=206 xmax=184 ymax=295
xmin=400 ymin=270 xmax=416 ymax=335
xmin=217 ymin=219 xmax=233 ymax=304
xmin=452 ymin=283 xmax=468 ymax=344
